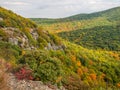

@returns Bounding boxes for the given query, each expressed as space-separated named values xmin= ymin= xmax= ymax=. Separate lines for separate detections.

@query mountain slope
xmin=0 ymin=7 xmax=120 ymax=90
xmin=65 ymin=6 xmax=120 ymax=21
xmin=0 ymin=7 xmax=64 ymax=50
xmin=58 ymin=24 xmax=120 ymax=51
xmin=57 ymin=7 xmax=120 ymax=51
xmin=31 ymin=7 xmax=120 ymax=33
xmin=31 ymin=6 xmax=120 ymax=51
xmin=0 ymin=7 xmax=37 ymax=28
xmin=31 ymin=6 xmax=120 ymax=24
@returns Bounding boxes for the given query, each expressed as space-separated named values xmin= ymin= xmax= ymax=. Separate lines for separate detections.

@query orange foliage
xmin=89 ymin=74 xmax=97 ymax=81
xmin=110 ymin=52 xmax=120 ymax=60
xmin=76 ymin=61 xmax=81 ymax=67
xmin=87 ymin=76 xmax=92 ymax=82
xmin=89 ymin=60 xmax=93 ymax=65
xmin=77 ymin=68 xmax=83 ymax=76
xmin=83 ymin=67 xmax=88 ymax=73
xmin=117 ymin=83 xmax=120 ymax=88
xmin=70 ymin=55 xmax=76 ymax=62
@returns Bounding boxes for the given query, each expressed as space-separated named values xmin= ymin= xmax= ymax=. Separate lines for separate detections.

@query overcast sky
xmin=0 ymin=0 xmax=120 ymax=18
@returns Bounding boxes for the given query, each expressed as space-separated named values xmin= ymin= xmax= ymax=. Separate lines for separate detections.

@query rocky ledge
xmin=7 ymin=73 xmax=66 ymax=90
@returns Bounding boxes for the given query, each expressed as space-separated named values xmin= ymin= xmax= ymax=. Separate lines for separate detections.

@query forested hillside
xmin=31 ymin=7 xmax=120 ymax=51
xmin=31 ymin=7 xmax=120 ymax=33
xmin=64 ymin=6 xmax=120 ymax=21
xmin=31 ymin=6 xmax=120 ymax=23
xmin=0 ymin=7 xmax=37 ymax=28
xmin=0 ymin=7 xmax=120 ymax=90
xmin=59 ymin=24 xmax=120 ymax=51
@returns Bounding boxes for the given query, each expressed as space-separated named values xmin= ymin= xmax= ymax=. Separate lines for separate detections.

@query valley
xmin=0 ymin=6 xmax=120 ymax=90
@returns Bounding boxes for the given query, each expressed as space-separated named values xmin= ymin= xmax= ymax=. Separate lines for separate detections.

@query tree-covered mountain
xmin=31 ymin=6 xmax=120 ymax=24
xmin=1 ymin=7 xmax=120 ymax=90
xmin=64 ymin=6 xmax=120 ymax=21
xmin=31 ymin=6 xmax=120 ymax=51
xmin=57 ymin=7 xmax=120 ymax=51
xmin=58 ymin=24 xmax=120 ymax=51
xmin=31 ymin=7 xmax=120 ymax=34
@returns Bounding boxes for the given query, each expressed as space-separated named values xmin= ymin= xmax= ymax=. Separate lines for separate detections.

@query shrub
xmin=23 ymin=28 xmax=37 ymax=46
xmin=50 ymin=34 xmax=62 ymax=45
xmin=0 ymin=41 xmax=21 ymax=61
xmin=15 ymin=66 xmax=33 ymax=80
xmin=0 ymin=21 xmax=6 ymax=27
xmin=19 ymin=51 xmax=63 ymax=84
xmin=37 ymin=57 xmax=63 ymax=83
xmin=0 ymin=29 xmax=8 ymax=41
xmin=63 ymin=73 xmax=89 ymax=90
xmin=37 ymin=36 xmax=48 ymax=48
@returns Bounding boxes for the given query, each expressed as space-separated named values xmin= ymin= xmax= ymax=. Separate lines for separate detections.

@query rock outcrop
xmin=0 ymin=27 xmax=37 ymax=49
xmin=45 ymin=43 xmax=66 ymax=50
xmin=7 ymin=73 xmax=66 ymax=90
xmin=0 ymin=17 xmax=3 ymax=21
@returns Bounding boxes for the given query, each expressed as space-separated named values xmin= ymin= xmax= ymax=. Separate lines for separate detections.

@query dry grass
xmin=0 ymin=59 xmax=10 ymax=90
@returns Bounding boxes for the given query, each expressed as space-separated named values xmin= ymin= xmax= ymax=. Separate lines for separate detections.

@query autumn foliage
xmin=15 ymin=66 xmax=33 ymax=80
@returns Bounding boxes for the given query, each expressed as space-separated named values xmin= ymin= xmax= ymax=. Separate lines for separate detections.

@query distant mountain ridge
xmin=31 ymin=6 xmax=120 ymax=51
xmin=57 ymin=7 xmax=120 ymax=51
xmin=65 ymin=6 xmax=120 ymax=21
xmin=31 ymin=6 xmax=120 ymax=24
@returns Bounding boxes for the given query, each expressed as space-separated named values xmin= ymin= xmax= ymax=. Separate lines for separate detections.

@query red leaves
xmin=29 ymin=75 xmax=34 ymax=80
xmin=15 ymin=67 xmax=33 ymax=80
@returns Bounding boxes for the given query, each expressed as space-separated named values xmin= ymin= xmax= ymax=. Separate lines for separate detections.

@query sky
xmin=0 ymin=0 xmax=120 ymax=18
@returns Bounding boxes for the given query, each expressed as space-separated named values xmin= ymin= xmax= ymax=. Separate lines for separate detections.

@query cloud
xmin=0 ymin=0 xmax=120 ymax=18
xmin=3 ymin=1 xmax=30 ymax=6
